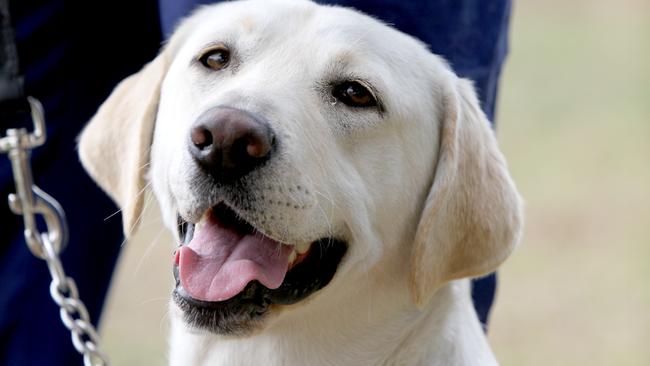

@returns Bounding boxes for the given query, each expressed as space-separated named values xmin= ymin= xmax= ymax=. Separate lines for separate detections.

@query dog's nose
xmin=189 ymin=107 xmax=275 ymax=181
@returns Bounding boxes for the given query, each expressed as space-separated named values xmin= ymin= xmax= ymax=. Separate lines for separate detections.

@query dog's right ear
xmin=78 ymin=50 xmax=169 ymax=238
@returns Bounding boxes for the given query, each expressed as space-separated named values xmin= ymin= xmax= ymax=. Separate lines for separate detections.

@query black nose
xmin=189 ymin=107 xmax=275 ymax=181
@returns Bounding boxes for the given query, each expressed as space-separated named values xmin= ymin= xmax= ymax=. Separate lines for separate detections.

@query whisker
xmin=120 ymin=186 xmax=154 ymax=247
xmin=104 ymin=208 xmax=122 ymax=222
xmin=134 ymin=227 xmax=167 ymax=277
xmin=139 ymin=296 xmax=171 ymax=306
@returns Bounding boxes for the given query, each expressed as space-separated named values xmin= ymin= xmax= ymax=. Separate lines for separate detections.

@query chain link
xmin=1 ymin=97 xmax=110 ymax=366
xmin=44 ymin=236 xmax=110 ymax=366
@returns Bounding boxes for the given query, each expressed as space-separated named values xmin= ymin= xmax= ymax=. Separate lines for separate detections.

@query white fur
xmin=78 ymin=1 xmax=522 ymax=365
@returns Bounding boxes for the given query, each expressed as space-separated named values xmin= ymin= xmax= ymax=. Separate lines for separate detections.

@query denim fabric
xmin=0 ymin=1 xmax=161 ymax=365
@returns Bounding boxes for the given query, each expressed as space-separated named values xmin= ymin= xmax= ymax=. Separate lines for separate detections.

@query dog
xmin=78 ymin=0 xmax=522 ymax=364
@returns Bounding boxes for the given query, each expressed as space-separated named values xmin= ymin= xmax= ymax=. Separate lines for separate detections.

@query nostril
xmin=191 ymin=127 xmax=213 ymax=150
xmin=246 ymin=132 xmax=274 ymax=158
xmin=246 ymin=141 xmax=264 ymax=158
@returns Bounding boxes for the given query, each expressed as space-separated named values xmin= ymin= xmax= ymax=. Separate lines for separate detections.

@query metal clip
xmin=2 ymin=97 xmax=106 ymax=365
xmin=1 ymin=97 xmax=68 ymax=258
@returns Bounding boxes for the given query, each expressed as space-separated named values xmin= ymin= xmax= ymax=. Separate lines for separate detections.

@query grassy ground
xmin=489 ymin=1 xmax=650 ymax=365
xmin=100 ymin=1 xmax=650 ymax=365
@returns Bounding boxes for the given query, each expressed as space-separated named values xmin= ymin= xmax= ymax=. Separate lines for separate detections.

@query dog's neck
xmin=168 ymin=280 xmax=497 ymax=366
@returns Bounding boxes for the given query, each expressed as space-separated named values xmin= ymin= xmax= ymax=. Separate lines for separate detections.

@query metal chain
xmin=44 ymin=235 xmax=110 ymax=366
xmin=1 ymin=97 xmax=110 ymax=366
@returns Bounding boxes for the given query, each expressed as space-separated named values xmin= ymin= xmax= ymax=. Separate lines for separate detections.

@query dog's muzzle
xmin=173 ymin=106 xmax=347 ymax=334
xmin=173 ymin=205 xmax=347 ymax=335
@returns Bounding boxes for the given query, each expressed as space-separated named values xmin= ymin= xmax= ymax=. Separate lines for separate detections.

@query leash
xmin=0 ymin=98 xmax=110 ymax=366
xmin=1 ymin=1 xmax=110 ymax=364
xmin=1 ymin=100 xmax=111 ymax=366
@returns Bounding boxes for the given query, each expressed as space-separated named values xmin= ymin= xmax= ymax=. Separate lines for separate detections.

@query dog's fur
xmin=78 ymin=1 xmax=522 ymax=365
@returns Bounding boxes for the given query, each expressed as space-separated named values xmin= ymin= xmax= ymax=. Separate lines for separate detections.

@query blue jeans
xmin=0 ymin=1 xmax=509 ymax=364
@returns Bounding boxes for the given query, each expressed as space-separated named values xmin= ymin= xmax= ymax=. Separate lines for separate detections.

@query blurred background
xmin=99 ymin=0 xmax=650 ymax=365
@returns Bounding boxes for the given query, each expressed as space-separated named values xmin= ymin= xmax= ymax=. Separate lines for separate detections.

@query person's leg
xmin=0 ymin=1 xmax=161 ymax=364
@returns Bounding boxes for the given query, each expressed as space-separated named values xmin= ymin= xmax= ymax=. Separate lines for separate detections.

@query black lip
xmin=173 ymin=237 xmax=347 ymax=335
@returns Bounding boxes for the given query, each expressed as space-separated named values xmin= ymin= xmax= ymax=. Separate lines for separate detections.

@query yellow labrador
xmin=79 ymin=0 xmax=522 ymax=365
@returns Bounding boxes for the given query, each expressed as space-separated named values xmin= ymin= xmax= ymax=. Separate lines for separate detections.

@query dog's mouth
xmin=172 ymin=203 xmax=347 ymax=334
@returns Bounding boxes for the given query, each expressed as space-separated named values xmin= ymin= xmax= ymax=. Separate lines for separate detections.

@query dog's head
xmin=79 ymin=0 xmax=521 ymax=336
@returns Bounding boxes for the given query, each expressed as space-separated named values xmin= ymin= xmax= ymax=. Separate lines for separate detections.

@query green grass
xmin=100 ymin=1 xmax=650 ymax=365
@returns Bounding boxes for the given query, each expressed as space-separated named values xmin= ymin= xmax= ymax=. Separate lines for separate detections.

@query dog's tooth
xmin=195 ymin=217 xmax=206 ymax=233
xmin=288 ymin=250 xmax=297 ymax=264
xmin=296 ymin=242 xmax=310 ymax=254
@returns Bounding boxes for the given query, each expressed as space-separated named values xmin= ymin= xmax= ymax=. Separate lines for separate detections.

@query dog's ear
xmin=78 ymin=50 xmax=170 ymax=237
xmin=409 ymin=76 xmax=523 ymax=307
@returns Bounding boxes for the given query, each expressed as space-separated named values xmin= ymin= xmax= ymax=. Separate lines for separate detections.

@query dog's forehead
xmin=179 ymin=0 xmax=431 ymax=71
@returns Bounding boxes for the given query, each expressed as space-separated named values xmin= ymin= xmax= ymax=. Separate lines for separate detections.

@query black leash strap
xmin=0 ymin=0 xmax=31 ymax=129
xmin=0 ymin=0 xmax=28 ymax=115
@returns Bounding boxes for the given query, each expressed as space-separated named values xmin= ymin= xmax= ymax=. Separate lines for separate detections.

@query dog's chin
xmin=172 ymin=204 xmax=347 ymax=336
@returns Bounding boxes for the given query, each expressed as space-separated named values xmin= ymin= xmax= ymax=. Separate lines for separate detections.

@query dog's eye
xmin=332 ymin=81 xmax=377 ymax=108
xmin=199 ymin=46 xmax=230 ymax=70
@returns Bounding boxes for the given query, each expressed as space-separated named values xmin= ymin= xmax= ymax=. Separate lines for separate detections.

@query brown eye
xmin=332 ymin=81 xmax=377 ymax=108
xmin=199 ymin=46 xmax=230 ymax=70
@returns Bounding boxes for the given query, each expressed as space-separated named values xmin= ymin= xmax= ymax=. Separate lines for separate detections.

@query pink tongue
xmin=176 ymin=214 xmax=292 ymax=302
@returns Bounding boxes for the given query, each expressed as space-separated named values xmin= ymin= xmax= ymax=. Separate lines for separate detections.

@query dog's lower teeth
xmin=288 ymin=250 xmax=297 ymax=264
xmin=296 ymin=243 xmax=310 ymax=254
xmin=195 ymin=217 xmax=207 ymax=233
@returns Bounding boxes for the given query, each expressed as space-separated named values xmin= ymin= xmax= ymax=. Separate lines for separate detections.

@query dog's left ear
xmin=409 ymin=75 xmax=523 ymax=307
xmin=78 ymin=50 xmax=170 ymax=237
